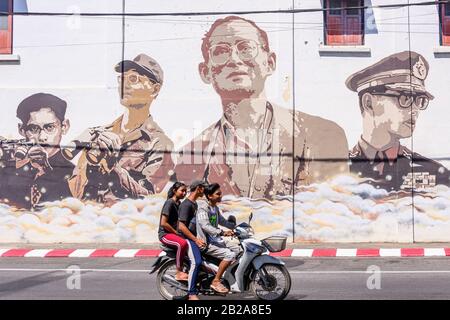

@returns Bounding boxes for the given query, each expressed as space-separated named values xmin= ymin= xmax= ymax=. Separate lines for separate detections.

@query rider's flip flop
xmin=175 ymin=276 xmax=189 ymax=282
xmin=210 ymin=282 xmax=229 ymax=294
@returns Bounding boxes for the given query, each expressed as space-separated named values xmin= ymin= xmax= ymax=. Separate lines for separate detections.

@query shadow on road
xmin=0 ymin=271 xmax=66 ymax=297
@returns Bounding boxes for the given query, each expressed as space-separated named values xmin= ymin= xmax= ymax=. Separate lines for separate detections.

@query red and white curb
xmin=0 ymin=248 xmax=449 ymax=258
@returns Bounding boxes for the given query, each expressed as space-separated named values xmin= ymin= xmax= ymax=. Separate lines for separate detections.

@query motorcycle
xmin=150 ymin=213 xmax=291 ymax=300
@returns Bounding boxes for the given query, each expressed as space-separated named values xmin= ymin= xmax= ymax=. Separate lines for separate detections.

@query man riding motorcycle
xmin=151 ymin=185 xmax=292 ymax=300
xmin=196 ymin=183 xmax=240 ymax=294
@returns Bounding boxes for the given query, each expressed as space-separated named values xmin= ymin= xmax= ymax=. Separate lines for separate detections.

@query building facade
xmin=0 ymin=0 xmax=449 ymax=243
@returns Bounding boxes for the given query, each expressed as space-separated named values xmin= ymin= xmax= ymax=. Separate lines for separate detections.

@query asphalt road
xmin=0 ymin=257 xmax=449 ymax=300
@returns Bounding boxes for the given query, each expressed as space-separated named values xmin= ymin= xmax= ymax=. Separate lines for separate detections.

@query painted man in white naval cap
xmin=347 ymin=51 xmax=450 ymax=191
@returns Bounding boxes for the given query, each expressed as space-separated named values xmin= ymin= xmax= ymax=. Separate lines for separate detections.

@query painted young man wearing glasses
xmin=347 ymin=51 xmax=450 ymax=191
xmin=67 ymin=54 xmax=174 ymax=203
xmin=0 ymin=93 xmax=74 ymax=209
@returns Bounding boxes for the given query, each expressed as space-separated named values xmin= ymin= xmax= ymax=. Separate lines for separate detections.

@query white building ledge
xmin=0 ymin=54 xmax=20 ymax=62
xmin=434 ymin=46 xmax=450 ymax=55
xmin=318 ymin=45 xmax=371 ymax=57
xmin=319 ymin=45 xmax=371 ymax=53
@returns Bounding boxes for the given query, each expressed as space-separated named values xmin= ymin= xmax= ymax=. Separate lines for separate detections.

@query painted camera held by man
xmin=61 ymin=127 xmax=113 ymax=166
xmin=0 ymin=138 xmax=34 ymax=162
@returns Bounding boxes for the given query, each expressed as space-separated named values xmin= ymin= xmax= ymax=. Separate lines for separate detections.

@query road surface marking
xmin=0 ymin=268 xmax=448 ymax=274
xmin=336 ymin=249 xmax=357 ymax=257
xmin=424 ymin=248 xmax=446 ymax=257
xmin=291 ymin=249 xmax=313 ymax=257
xmin=113 ymin=249 xmax=140 ymax=258
xmin=68 ymin=249 xmax=96 ymax=258
xmin=24 ymin=250 xmax=52 ymax=258
xmin=379 ymin=248 xmax=401 ymax=257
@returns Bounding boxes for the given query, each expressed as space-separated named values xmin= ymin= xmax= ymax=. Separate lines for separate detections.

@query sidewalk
xmin=0 ymin=242 xmax=449 ymax=258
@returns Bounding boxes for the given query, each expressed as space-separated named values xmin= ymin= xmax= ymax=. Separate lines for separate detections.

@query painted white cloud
xmin=0 ymin=175 xmax=449 ymax=243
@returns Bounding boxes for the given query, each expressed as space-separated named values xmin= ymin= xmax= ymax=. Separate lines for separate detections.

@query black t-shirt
xmin=158 ymin=198 xmax=180 ymax=240
xmin=177 ymin=199 xmax=198 ymax=237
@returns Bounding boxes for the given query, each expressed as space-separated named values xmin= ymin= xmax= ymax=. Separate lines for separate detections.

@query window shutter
xmin=442 ymin=3 xmax=450 ymax=46
xmin=345 ymin=0 xmax=363 ymax=45
xmin=0 ymin=0 xmax=12 ymax=54
xmin=326 ymin=0 xmax=345 ymax=45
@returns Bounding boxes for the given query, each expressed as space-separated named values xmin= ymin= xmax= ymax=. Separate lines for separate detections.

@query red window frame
xmin=0 ymin=0 xmax=13 ymax=54
xmin=441 ymin=3 xmax=450 ymax=46
xmin=324 ymin=0 xmax=364 ymax=46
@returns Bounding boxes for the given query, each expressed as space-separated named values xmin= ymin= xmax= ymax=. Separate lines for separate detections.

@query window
xmin=324 ymin=0 xmax=364 ymax=46
xmin=0 ymin=0 xmax=12 ymax=54
xmin=441 ymin=3 xmax=450 ymax=46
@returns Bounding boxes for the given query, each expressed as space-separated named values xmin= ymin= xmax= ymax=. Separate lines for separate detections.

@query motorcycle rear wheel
xmin=157 ymin=260 xmax=189 ymax=300
xmin=250 ymin=263 xmax=291 ymax=300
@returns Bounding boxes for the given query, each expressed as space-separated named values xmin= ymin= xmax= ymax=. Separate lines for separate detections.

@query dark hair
xmin=16 ymin=93 xmax=67 ymax=124
xmin=189 ymin=180 xmax=207 ymax=192
xmin=201 ymin=16 xmax=270 ymax=63
xmin=167 ymin=182 xmax=187 ymax=199
xmin=204 ymin=183 xmax=221 ymax=199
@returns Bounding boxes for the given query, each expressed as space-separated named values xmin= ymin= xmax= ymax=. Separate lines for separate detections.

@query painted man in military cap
xmin=347 ymin=51 xmax=450 ymax=191
xmin=175 ymin=16 xmax=349 ymax=199
xmin=67 ymin=54 xmax=174 ymax=203
xmin=0 ymin=93 xmax=74 ymax=209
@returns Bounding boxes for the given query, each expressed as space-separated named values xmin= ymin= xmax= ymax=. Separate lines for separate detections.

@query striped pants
xmin=186 ymin=239 xmax=202 ymax=296
xmin=160 ymin=233 xmax=188 ymax=270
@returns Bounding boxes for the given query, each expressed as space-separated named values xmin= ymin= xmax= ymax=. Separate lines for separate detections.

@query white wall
xmin=0 ymin=0 xmax=449 ymax=243
xmin=2 ymin=0 xmax=447 ymax=159
xmin=1 ymin=0 xmax=295 ymax=152
xmin=294 ymin=0 xmax=450 ymax=162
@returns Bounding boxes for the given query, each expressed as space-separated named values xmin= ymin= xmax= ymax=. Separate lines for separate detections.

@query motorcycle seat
xmin=159 ymin=244 xmax=176 ymax=253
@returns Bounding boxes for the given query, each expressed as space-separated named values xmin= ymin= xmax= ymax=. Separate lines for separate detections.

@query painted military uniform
xmin=349 ymin=139 xmax=450 ymax=191
xmin=175 ymin=102 xmax=349 ymax=199
xmin=0 ymin=149 xmax=74 ymax=209
xmin=346 ymin=51 xmax=449 ymax=191
xmin=69 ymin=54 xmax=174 ymax=203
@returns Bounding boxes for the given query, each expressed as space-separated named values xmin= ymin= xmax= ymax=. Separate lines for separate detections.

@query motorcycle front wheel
xmin=157 ymin=260 xmax=189 ymax=300
xmin=250 ymin=263 xmax=291 ymax=300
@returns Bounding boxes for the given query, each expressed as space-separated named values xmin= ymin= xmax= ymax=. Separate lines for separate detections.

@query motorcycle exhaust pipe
xmin=162 ymin=275 xmax=188 ymax=291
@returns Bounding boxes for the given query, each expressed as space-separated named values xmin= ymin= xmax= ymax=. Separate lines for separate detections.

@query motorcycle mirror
xmin=227 ymin=215 xmax=236 ymax=225
xmin=248 ymin=212 xmax=253 ymax=223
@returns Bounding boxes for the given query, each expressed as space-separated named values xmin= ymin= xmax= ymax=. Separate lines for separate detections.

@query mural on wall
xmin=0 ymin=15 xmax=449 ymax=243
xmin=174 ymin=16 xmax=349 ymax=199
xmin=347 ymin=51 xmax=450 ymax=191
xmin=66 ymin=53 xmax=175 ymax=204
xmin=0 ymin=93 xmax=74 ymax=209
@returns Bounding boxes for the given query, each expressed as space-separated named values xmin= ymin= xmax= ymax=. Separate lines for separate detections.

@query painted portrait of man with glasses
xmin=175 ymin=15 xmax=349 ymax=199
xmin=347 ymin=51 xmax=450 ymax=191
xmin=67 ymin=54 xmax=174 ymax=203
xmin=0 ymin=93 xmax=74 ymax=209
